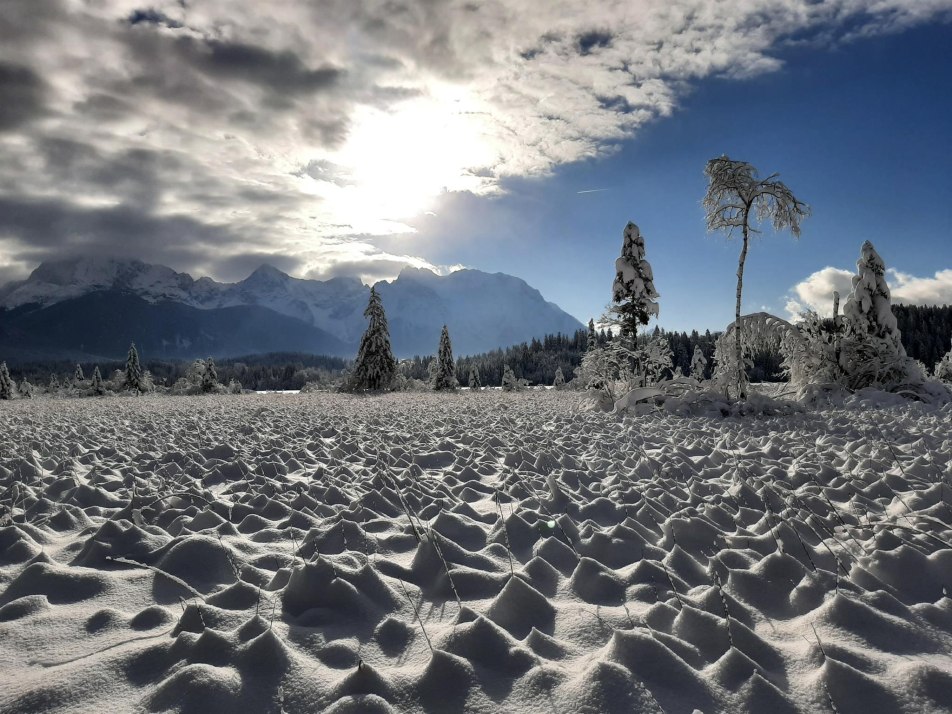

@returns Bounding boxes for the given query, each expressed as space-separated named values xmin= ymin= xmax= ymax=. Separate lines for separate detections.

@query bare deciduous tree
xmin=703 ymin=156 xmax=809 ymax=399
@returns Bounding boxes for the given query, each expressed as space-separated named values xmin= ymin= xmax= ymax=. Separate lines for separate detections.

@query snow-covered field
xmin=1 ymin=391 xmax=951 ymax=713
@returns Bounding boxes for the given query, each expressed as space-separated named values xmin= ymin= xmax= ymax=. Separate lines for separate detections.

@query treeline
xmin=8 ymin=352 xmax=348 ymax=392
xmin=5 ymin=305 xmax=949 ymax=392
xmin=893 ymin=305 xmax=952 ymax=370
xmin=402 ymin=328 xmax=726 ymax=387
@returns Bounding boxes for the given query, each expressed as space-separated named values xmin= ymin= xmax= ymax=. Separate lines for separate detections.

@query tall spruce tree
xmin=433 ymin=325 xmax=457 ymax=390
xmin=587 ymin=319 xmax=597 ymax=351
xmin=0 ymin=362 xmax=14 ymax=400
xmin=349 ymin=287 xmax=396 ymax=391
xmin=611 ymin=221 xmax=660 ymax=341
xmin=124 ymin=342 xmax=143 ymax=393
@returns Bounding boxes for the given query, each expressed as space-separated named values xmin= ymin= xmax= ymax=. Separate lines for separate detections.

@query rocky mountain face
xmin=0 ymin=258 xmax=583 ymax=361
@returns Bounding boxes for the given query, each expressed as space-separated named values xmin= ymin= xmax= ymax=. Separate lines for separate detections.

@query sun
xmin=315 ymin=88 xmax=498 ymax=228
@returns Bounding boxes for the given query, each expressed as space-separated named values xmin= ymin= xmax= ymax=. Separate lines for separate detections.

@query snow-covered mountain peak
xmin=241 ymin=264 xmax=291 ymax=287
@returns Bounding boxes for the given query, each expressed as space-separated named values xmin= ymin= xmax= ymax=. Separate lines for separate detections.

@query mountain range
xmin=0 ymin=258 xmax=583 ymax=362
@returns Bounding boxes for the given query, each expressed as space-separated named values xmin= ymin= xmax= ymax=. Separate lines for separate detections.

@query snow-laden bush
xmin=934 ymin=339 xmax=952 ymax=383
xmin=501 ymin=365 xmax=526 ymax=391
xmin=171 ymin=359 xmax=224 ymax=395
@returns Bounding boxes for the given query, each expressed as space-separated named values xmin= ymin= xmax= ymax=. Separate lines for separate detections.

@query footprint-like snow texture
xmin=1 ymin=390 xmax=952 ymax=713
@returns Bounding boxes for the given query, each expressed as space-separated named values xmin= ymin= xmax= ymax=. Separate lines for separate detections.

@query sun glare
xmin=325 ymin=89 xmax=497 ymax=225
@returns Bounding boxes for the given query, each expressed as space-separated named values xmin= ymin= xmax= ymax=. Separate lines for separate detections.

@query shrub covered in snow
xmin=935 ymin=339 xmax=952 ymax=383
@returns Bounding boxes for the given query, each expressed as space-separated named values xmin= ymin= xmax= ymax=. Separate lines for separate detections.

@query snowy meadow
xmin=2 ymin=391 xmax=951 ymax=713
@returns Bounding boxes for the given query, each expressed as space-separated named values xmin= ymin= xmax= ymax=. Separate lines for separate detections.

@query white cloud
xmin=888 ymin=268 xmax=952 ymax=305
xmin=785 ymin=266 xmax=854 ymax=318
xmin=1 ymin=0 xmax=950 ymax=279
xmin=787 ymin=265 xmax=952 ymax=319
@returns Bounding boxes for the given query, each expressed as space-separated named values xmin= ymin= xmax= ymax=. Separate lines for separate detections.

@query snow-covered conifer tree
xmin=587 ymin=319 xmax=597 ymax=351
xmin=49 ymin=373 xmax=60 ymax=392
xmin=611 ymin=222 xmax=659 ymax=342
xmin=501 ymin=365 xmax=519 ymax=391
xmin=0 ymin=362 xmax=14 ymax=400
xmin=91 ymin=366 xmax=106 ymax=396
xmin=690 ymin=346 xmax=707 ymax=381
xmin=433 ymin=325 xmax=457 ymax=390
xmin=74 ymin=364 xmax=85 ymax=384
xmin=348 ymin=287 xmax=396 ymax=391
xmin=201 ymin=357 xmax=219 ymax=393
xmin=838 ymin=241 xmax=918 ymax=390
xmin=124 ymin=342 xmax=143 ymax=393
xmin=842 ymin=241 xmax=904 ymax=353
xmin=553 ymin=367 xmax=565 ymax=389
xmin=468 ymin=366 xmax=481 ymax=390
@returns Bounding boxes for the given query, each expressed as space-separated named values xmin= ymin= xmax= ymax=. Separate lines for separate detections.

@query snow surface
xmin=1 ymin=392 xmax=952 ymax=713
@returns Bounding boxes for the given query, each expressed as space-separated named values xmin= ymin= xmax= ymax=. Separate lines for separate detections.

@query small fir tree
xmin=553 ymin=366 xmax=565 ymax=389
xmin=349 ymin=287 xmax=397 ymax=391
xmin=468 ymin=366 xmax=482 ymax=390
xmin=433 ymin=325 xmax=457 ymax=390
xmin=18 ymin=380 xmax=34 ymax=399
xmin=0 ymin=362 xmax=14 ymax=400
xmin=74 ymin=363 xmax=85 ymax=383
xmin=91 ymin=365 xmax=106 ymax=395
xmin=501 ymin=365 xmax=519 ymax=391
xmin=689 ymin=345 xmax=708 ymax=380
xmin=587 ymin=319 xmax=597 ymax=351
xmin=123 ymin=342 xmax=143 ymax=392
xmin=202 ymin=357 xmax=219 ymax=393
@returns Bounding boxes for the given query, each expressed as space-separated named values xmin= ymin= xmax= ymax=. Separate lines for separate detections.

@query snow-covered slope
xmin=0 ymin=258 xmax=583 ymax=357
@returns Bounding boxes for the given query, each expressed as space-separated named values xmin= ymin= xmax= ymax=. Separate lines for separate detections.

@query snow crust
xmin=1 ymin=392 xmax=951 ymax=713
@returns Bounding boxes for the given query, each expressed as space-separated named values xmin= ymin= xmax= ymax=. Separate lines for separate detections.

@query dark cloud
xmin=0 ymin=63 xmax=46 ymax=131
xmin=0 ymin=196 xmax=238 ymax=267
xmin=576 ymin=30 xmax=613 ymax=56
xmin=170 ymin=36 xmax=342 ymax=95
xmin=126 ymin=9 xmax=183 ymax=29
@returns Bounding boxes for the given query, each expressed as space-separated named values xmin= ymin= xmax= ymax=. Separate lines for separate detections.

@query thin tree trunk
xmin=735 ymin=220 xmax=749 ymax=400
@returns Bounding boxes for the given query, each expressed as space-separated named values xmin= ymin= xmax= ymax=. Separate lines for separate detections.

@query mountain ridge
xmin=0 ymin=257 xmax=583 ymax=359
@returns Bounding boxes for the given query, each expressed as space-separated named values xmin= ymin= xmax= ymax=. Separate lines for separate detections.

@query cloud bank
xmin=0 ymin=0 xmax=950 ymax=283
xmin=787 ymin=265 xmax=952 ymax=318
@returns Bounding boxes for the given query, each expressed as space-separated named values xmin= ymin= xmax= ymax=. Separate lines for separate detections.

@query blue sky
xmin=386 ymin=21 xmax=952 ymax=332
xmin=0 ymin=0 xmax=950 ymax=334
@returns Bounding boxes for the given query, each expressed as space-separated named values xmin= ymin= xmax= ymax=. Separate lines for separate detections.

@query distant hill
xmin=0 ymin=257 xmax=583 ymax=360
